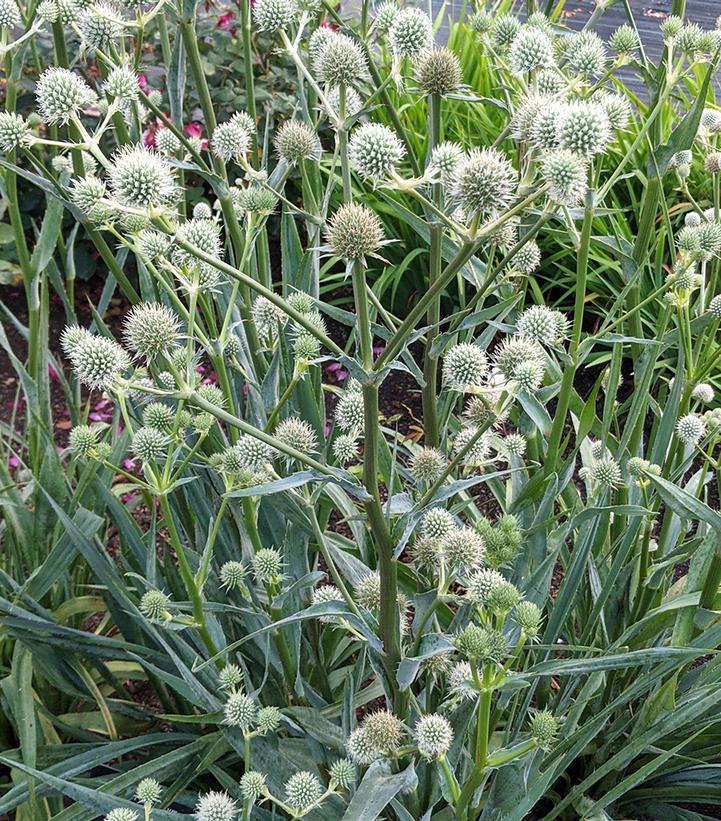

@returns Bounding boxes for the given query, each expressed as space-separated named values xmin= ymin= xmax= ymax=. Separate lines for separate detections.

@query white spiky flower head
xmin=528 ymin=102 xmax=566 ymax=152
xmin=541 ymin=148 xmax=588 ymax=205
xmin=452 ymin=147 xmax=517 ymax=218
xmin=329 ymin=758 xmax=355 ymax=789
xmin=0 ymin=112 xmax=30 ymax=152
xmin=194 ymin=791 xmax=238 ymax=821
xmin=123 ymin=302 xmax=180 ymax=360
xmin=224 ymin=691 xmax=257 ymax=730
xmin=466 ymin=567 xmax=505 ymax=602
xmin=109 ymin=145 xmax=176 ymax=210
xmin=355 ymin=570 xmax=382 ymax=611
xmin=219 ymin=561 xmax=246 ymax=591
xmin=233 ymin=435 xmax=274 ymax=472
xmin=566 ymin=30 xmax=606 ymax=76
xmin=346 ymin=727 xmax=381 ymax=765
xmin=135 ymin=778 xmax=162 ymax=805
xmin=511 ymin=241 xmax=542 ymax=274
xmin=274 ymin=417 xmax=317 ymax=454
xmin=0 ymin=0 xmax=21 ymax=27
xmin=516 ymin=305 xmax=567 ymax=345
xmin=596 ymin=91 xmax=632 ymax=131
xmin=509 ymin=26 xmax=554 ymax=74
xmin=311 ymin=584 xmax=344 ymax=621
xmin=709 ymin=294 xmax=721 ymax=318
xmin=104 ymin=65 xmax=139 ymax=103
xmin=349 ymin=122 xmax=405 ymax=181
xmin=442 ymin=526 xmax=484 ymax=569
xmin=253 ymin=0 xmax=297 ymax=31
xmin=155 ymin=128 xmax=181 ymax=154
xmin=448 ymin=661 xmax=476 ymax=699
xmin=677 ymin=413 xmax=706 ymax=444
xmin=363 ymin=711 xmax=405 ymax=753
xmin=173 ymin=218 xmax=223 ymax=288
xmin=415 ymin=47 xmax=462 ymax=95
xmin=335 ymin=391 xmax=364 ymax=431
xmin=529 ymin=709 xmax=560 ymax=748
xmin=104 ymin=811 xmax=138 ymax=821
xmin=430 ymin=141 xmax=464 ymax=180
xmin=589 ymin=457 xmax=622 ymax=488
xmin=515 ymin=600 xmax=542 ymax=637
xmin=388 ymin=8 xmax=433 ymax=59
xmin=503 ymin=432 xmax=527 ymax=458
xmin=218 ymin=664 xmax=244 ymax=692
xmin=132 ymin=426 xmax=168 ymax=462
xmin=251 ymin=295 xmax=285 ymax=338
xmin=69 ymin=424 xmax=98 ymax=457
xmin=37 ymin=0 xmax=59 ymax=21
xmin=558 ymin=102 xmax=611 ymax=157
xmin=142 ymin=402 xmax=174 ymax=429
xmin=69 ymin=176 xmax=109 ymax=222
xmin=139 ymin=589 xmax=170 ymax=620
xmin=410 ymin=447 xmax=445 ymax=483
xmin=421 ymin=507 xmax=454 ymax=539
xmin=239 ymin=771 xmax=267 ymax=803
xmin=308 ymin=25 xmax=337 ymax=60
xmin=443 ymin=342 xmax=487 ymax=390
xmin=453 ymin=426 xmax=492 ymax=465
xmin=55 ymin=0 xmax=80 ymax=23
xmin=275 ymin=119 xmax=321 ymax=164
xmin=494 ymin=336 xmax=544 ymax=383
xmin=325 ymin=85 xmax=363 ymax=119
xmin=313 ymin=33 xmax=368 ymax=87
xmin=253 ymin=548 xmax=283 ymax=583
xmin=36 ymin=67 xmax=96 ymax=124
xmin=326 ymin=202 xmax=385 ymax=261
xmin=64 ymin=328 xmax=130 ymax=389
xmin=492 ymin=13 xmax=520 ymax=50
xmin=285 ymin=771 xmax=323 ymax=811
xmin=212 ymin=119 xmax=250 ymax=162
xmin=333 ymin=432 xmax=359 ymax=464
xmin=414 ymin=714 xmax=453 ymax=759
xmin=693 ymin=383 xmax=715 ymax=403
xmin=78 ymin=3 xmax=121 ymax=50
xmin=609 ymin=23 xmax=639 ymax=55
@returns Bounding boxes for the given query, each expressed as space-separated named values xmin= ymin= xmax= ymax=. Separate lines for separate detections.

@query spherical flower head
xmin=104 ymin=811 xmax=138 ymax=821
xmin=70 ymin=176 xmax=109 ymax=222
xmin=0 ymin=112 xmax=30 ymax=152
xmin=494 ymin=336 xmax=544 ymax=383
xmin=693 ymin=383 xmax=716 ymax=403
xmin=313 ymin=33 xmax=368 ymax=86
xmin=69 ymin=424 xmax=98 ymax=457
xmin=139 ymin=589 xmax=170 ymax=620
xmin=132 ymin=426 xmax=168 ymax=462
xmin=516 ymin=305 xmax=567 ymax=345
xmin=452 ymin=147 xmax=517 ymax=218
xmin=558 ymin=102 xmax=611 ymax=157
xmin=275 ymin=119 xmax=320 ymax=164
xmin=274 ymin=417 xmax=317 ymax=455
xmin=509 ymin=27 xmax=554 ymax=74
xmin=286 ymin=290 xmax=314 ymax=315
xmin=0 ymin=0 xmax=20 ymax=27
xmin=511 ymin=241 xmax=542 ymax=275
xmin=251 ymin=295 xmax=285 ymax=338
xmin=541 ymin=148 xmax=588 ymax=205
xmin=253 ymin=0 xmax=297 ymax=31
xmin=224 ymin=691 xmax=257 ymax=730
xmin=240 ymin=771 xmax=267 ymax=802
xmin=410 ymin=447 xmax=445 ymax=483
xmin=65 ymin=329 xmax=130 ymax=389
xmin=709 ymin=294 xmax=721 ymax=318
xmin=123 ymin=302 xmax=180 ymax=360
xmin=443 ymin=342 xmax=488 ymax=390
xmin=153 ymin=128 xmax=180 ymax=155
xmin=503 ymin=432 xmax=527 ymax=458
xmin=453 ymin=427 xmax=491 ymax=466
xmin=697 ymin=221 xmax=721 ymax=259
xmin=430 ymin=141 xmax=464 ymax=180
xmin=104 ymin=66 xmax=139 ymax=103
xmin=448 ymin=661 xmax=475 ymax=699
xmin=701 ymin=108 xmax=721 ymax=134
xmin=333 ymin=432 xmax=359 ymax=464
xmin=311 ymin=584 xmax=344 ymax=622
xmin=388 ymin=8 xmax=433 ymax=59
xmin=412 ymin=534 xmax=440 ymax=571
xmin=597 ymin=91 xmax=632 ymax=131
xmin=78 ymin=4 xmax=121 ymax=49
xmin=677 ymin=413 xmax=706 ymax=444
xmin=355 ymin=570 xmax=381 ymax=612
xmin=462 ymin=395 xmax=503 ymax=428
xmin=219 ymin=561 xmax=246 ymax=590
xmin=142 ymin=402 xmax=174 ymax=430
xmin=415 ymin=47 xmax=462 ymax=95
xmin=566 ymin=30 xmax=606 ymax=76
xmin=135 ymin=778 xmax=162 ymax=805
xmin=55 ymin=0 xmax=80 ymax=23
xmin=285 ymin=771 xmax=323 ymax=811
xmin=589 ymin=456 xmax=622 ymax=488
xmin=233 ymin=435 xmax=273 ymax=472
xmin=257 ymin=705 xmax=281 ymax=732
xmin=346 ymin=726 xmax=381 ymax=764
xmin=609 ymin=23 xmax=639 ymax=55
xmin=218 ymin=664 xmax=244 ymax=690
xmin=528 ymin=102 xmax=565 ymax=152
xmin=329 ymin=758 xmax=355 ymax=789
xmin=675 ymin=22 xmax=703 ymax=54
xmin=492 ymin=13 xmax=520 ymax=50
xmin=414 ymin=714 xmax=453 ymax=760
xmin=253 ymin=548 xmax=283 ymax=583
xmin=36 ymin=68 xmax=96 ymax=124
xmin=326 ymin=202 xmax=384 ymax=261
xmin=308 ymin=25 xmax=337 ymax=61
xmin=455 ymin=625 xmax=507 ymax=662
xmin=510 ymin=93 xmax=548 ymax=141
xmin=349 ymin=122 xmax=405 ymax=181
xmin=212 ymin=119 xmax=250 ymax=163
xmin=537 ymin=69 xmax=566 ymax=95
xmin=442 ymin=526 xmax=484 ymax=570
xmin=362 ymin=710 xmax=404 ymax=752
xmin=196 ymin=384 xmax=226 ymax=409
xmin=706 ymin=152 xmax=721 ymax=174
xmin=421 ymin=507 xmax=454 ymax=539
xmin=529 ymin=709 xmax=559 ymax=748
xmin=37 ymin=0 xmax=59 ymax=21
xmin=137 ymin=228 xmax=171 ymax=260
xmin=466 ymin=567 xmax=505 ymax=602
xmin=515 ymin=600 xmax=542 ymax=637
xmin=486 ymin=580 xmax=522 ymax=614
xmin=194 ymin=790 xmax=237 ymax=821
xmin=109 ymin=145 xmax=176 ymax=210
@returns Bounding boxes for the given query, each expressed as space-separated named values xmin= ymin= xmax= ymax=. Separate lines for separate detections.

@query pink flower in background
xmin=324 ymin=421 xmax=331 ymax=437
xmin=7 ymin=454 xmax=19 ymax=469
xmin=217 ymin=11 xmax=236 ymax=34
xmin=373 ymin=344 xmax=386 ymax=357
xmin=324 ymin=362 xmax=348 ymax=383
xmin=137 ymin=74 xmax=150 ymax=94
xmin=48 ymin=364 xmax=59 ymax=382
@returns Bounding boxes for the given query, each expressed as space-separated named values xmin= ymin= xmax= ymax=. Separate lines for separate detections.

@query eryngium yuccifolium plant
xmin=7 ymin=3 xmax=721 ymax=821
